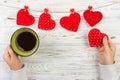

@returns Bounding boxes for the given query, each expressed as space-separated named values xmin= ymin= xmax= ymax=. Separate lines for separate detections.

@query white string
xmin=25 ymin=0 xmax=30 ymax=6
xmin=17 ymin=0 xmax=30 ymax=6
xmin=0 ymin=0 xmax=119 ymax=13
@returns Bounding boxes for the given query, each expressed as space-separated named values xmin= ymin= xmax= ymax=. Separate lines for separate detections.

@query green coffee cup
xmin=11 ymin=28 xmax=39 ymax=57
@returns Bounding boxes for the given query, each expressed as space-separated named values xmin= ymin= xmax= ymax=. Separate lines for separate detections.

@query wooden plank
xmin=0 ymin=0 xmax=120 ymax=80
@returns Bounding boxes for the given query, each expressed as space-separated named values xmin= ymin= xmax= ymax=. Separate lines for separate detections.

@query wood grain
xmin=0 ymin=0 xmax=120 ymax=80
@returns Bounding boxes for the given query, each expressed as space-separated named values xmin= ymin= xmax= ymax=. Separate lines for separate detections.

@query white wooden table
xmin=0 ymin=0 xmax=120 ymax=80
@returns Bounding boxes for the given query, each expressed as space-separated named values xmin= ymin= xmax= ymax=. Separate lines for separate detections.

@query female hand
xmin=3 ymin=45 xmax=23 ymax=71
xmin=97 ymin=37 xmax=116 ymax=65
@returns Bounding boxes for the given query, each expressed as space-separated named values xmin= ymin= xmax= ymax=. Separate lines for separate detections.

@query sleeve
xmin=99 ymin=63 xmax=120 ymax=80
xmin=10 ymin=65 xmax=28 ymax=80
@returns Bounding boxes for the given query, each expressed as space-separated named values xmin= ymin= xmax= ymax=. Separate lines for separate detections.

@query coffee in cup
xmin=11 ymin=28 xmax=39 ymax=57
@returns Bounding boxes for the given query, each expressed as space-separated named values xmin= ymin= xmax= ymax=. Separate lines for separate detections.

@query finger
xmin=103 ymin=37 xmax=109 ymax=51
xmin=97 ymin=46 xmax=101 ymax=50
xmin=7 ymin=45 xmax=18 ymax=58
xmin=3 ymin=46 xmax=11 ymax=61
xmin=108 ymin=38 xmax=116 ymax=51
xmin=97 ymin=44 xmax=103 ymax=50
xmin=98 ymin=46 xmax=104 ymax=53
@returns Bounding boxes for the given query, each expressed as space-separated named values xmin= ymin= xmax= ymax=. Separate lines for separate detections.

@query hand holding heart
xmin=88 ymin=28 xmax=108 ymax=47
xmin=97 ymin=37 xmax=116 ymax=65
xmin=88 ymin=29 xmax=115 ymax=65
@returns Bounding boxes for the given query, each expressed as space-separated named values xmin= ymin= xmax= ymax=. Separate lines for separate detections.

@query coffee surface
xmin=17 ymin=32 xmax=36 ymax=51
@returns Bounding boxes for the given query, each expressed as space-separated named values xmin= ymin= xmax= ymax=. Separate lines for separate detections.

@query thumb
xmin=103 ymin=37 xmax=109 ymax=50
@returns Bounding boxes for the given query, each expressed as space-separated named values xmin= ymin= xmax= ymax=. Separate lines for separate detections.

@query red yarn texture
xmin=60 ymin=12 xmax=81 ymax=32
xmin=88 ymin=28 xmax=108 ymax=47
xmin=17 ymin=6 xmax=35 ymax=26
xmin=84 ymin=9 xmax=103 ymax=27
xmin=38 ymin=12 xmax=56 ymax=30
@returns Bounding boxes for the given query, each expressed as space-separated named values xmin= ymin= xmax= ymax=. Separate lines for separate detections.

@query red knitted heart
xmin=60 ymin=9 xmax=81 ymax=32
xmin=83 ymin=6 xmax=103 ymax=27
xmin=38 ymin=8 xmax=56 ymax=30
xmin=88 ymin=28 xmax=108 ymax=47
xmin=17 ymin=6 xmax=35 ymax=26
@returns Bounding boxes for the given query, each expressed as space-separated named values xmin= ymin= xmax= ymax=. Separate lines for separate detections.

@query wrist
xmin=100 ymin=61 xmax=115 ymax=65
xmin=10 ymin=64 xmax=24 ymax=71
xmin=106 ymin=61 xmax=115 ymax=65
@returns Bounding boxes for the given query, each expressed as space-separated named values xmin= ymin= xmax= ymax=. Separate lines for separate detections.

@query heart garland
xmin=16 ymin=6 xmax=108 ymax=47
xmin=17 ymin=6 xmax=35 ymax=26
xmin=16 ymin=6 xmax=103 ymax=30
xmin=83 ymin=6 xmax=103 ymax=27
xmin=60 ymin=9 xmax=81 ymax=32
xmin=38 ymin=8 xmax=56 ymax=30
xmin=88 ymin=28 xmax=108 ymax=47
